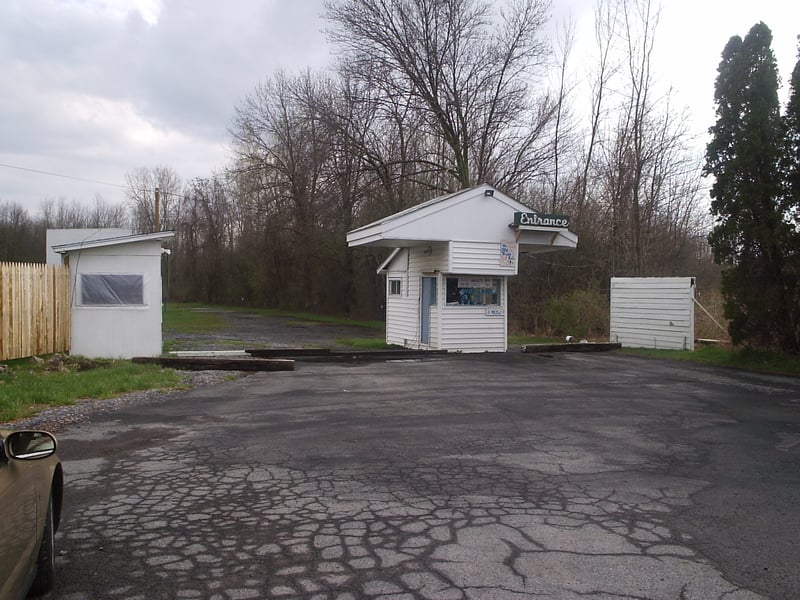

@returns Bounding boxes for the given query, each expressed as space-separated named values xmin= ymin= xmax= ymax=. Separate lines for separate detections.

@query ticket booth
xmin=346 ymin=184 xmax=578 ymax=352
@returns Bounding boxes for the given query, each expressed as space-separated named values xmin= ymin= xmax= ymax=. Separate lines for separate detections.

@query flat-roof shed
xmin=347 ymin=184 xmax=578 ymax=352
xmin=52 ymin=231 xmax=174 ymax=359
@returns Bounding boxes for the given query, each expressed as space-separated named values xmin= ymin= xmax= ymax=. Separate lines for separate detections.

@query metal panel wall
xmin=610 ymin=277 xmax=695 ymax=350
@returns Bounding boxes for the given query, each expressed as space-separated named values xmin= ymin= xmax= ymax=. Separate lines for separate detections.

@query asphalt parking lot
xmin=48 ymin=350 xmax=799 ymax=599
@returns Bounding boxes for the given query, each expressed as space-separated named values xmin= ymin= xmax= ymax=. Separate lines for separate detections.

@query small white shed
xmin=52 ymin=231 xmax=174 ymax=359
xmin=347 ymin=184 xmax=578 ymax=352
xmin=610 ymin=277 xmax=696 ymax=350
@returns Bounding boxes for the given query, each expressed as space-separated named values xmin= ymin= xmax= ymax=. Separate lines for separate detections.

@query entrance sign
xmin=514 ymin=211 xmax=570 ymax=229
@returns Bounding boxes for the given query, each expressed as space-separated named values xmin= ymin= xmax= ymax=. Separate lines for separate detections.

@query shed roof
xmin=52 ymin=231 xmax=175 ymax=254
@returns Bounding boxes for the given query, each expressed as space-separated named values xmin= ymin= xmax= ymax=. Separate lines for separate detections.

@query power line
xmin=0 ymin=161 xmax=128 ymax=190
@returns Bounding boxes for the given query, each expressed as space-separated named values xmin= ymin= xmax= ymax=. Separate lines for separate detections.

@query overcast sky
xmin=1 ymin=0 xmax=798 ymax=215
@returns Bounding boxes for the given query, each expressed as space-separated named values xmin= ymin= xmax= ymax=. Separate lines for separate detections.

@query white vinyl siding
xmin=610 ymin=277 xmax=695 ymax=350
xmin=428 ymin=307 xmax=439 ymax=348
xmin=383 ymin=245 xmax=508 ymax=352
xmin=439 ymin=277 xmax=507 ymax=352
xmin=449 ymin=241 xmax=517 ymax=275
xmin=385 ymin=246 xmax=448 ymax=347
xmin=413 ymin=244 xmax=449 ymax=272
xmin=440 ymin=305 xmax=507 ymax=352
xmin=386 ymin=295 xmax=418 ymax=346
xmin=385 ymin=249 xmax=417 ymax=346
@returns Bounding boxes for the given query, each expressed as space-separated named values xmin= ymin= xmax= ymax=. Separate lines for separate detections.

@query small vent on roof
xmin=484 ymin=189 xmax=494 ymax=197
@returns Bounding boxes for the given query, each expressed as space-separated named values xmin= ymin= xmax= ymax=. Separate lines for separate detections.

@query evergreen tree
xmin=704 ymin=22 xmax=799 ymax=352
xmin=784 ymin=40 xmax=800 ymax=229
xmin=779 ymin=40 xmax=800 ymax=351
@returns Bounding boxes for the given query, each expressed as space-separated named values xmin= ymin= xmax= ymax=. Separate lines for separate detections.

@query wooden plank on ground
xmin=133 ymin=356 xmax=294 ymax=371
xmin=245 ymin=348 xmax=332 ymax=357
xmin=246 ymin=348 xmax=449 ymax=362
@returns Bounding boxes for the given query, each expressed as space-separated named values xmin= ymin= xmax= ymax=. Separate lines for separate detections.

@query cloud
xmin=2 ymin=0 xmax=797 ymax=215
xmin=0 ymin=0 xmax=330 ymax=211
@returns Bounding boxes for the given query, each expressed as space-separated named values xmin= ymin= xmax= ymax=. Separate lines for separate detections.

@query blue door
xmin=420 ymin=276 xmax=436 ymax=345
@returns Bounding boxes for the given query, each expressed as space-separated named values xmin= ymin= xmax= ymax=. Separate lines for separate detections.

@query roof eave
xmin=53 ymin=231 xmax=175 ymax=253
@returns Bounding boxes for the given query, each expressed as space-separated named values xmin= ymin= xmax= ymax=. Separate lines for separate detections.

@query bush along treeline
xmin=9 ymin=1 xmax=796 ymax=347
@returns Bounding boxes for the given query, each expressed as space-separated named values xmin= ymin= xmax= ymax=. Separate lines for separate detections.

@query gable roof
xmin=347 ymin=184 xmax=578 ymax=254
xmin=347 ymin=184 xmax=535 ymax=248
xmin=52 ymin=231 xmax=175 ymax=254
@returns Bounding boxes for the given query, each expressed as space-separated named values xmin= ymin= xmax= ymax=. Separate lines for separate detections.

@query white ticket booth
xmin=346 ymin=184 xmax=578 ymax=352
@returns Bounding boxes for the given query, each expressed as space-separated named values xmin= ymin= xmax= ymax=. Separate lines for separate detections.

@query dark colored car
xmin=0 ymin=430 xmax=63 ymax=599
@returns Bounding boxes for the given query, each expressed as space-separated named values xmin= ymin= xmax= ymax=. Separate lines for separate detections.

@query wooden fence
xmin=0 ymin=262 xmax=71 ymax=361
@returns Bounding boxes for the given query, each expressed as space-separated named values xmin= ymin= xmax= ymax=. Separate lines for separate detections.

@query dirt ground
xmin=163 ymin=307 xmax=385 ymax=351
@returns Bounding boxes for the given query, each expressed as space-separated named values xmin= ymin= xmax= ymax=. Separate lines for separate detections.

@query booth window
xmin=81 ymin=274 xmax=144 ymax=305
xmin=446 ymin=277 xmax=500 ymax=305
xmin=389 ymin=279 xmax=401 ymax=296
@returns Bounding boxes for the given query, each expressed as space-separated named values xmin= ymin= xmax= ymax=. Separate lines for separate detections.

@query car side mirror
xmin=4 ymin=431 xmax=57 ymax=460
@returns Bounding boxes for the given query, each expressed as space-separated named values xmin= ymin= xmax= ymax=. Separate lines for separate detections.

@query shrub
xmin=542 ymin=288 xmax=609 ymax=339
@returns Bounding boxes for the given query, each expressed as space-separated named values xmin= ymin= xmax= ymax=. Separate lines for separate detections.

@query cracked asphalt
xmin=48 ymin=350 xmax=799 ymax=599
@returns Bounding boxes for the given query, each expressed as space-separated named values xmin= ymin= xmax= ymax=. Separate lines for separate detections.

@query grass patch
xmin=623 ymin=345 xmax=800 ymax=377
xmin=164 ymin=303 xmax=384 ymax=332
xmin=164 ymin=338 xmax=266 ymax=353
xmin=163 ymin=303 xmax=227 ymax=333
xmin=0 ymin=355 xmax=181 ymax=423
xmin=244 ymin=308 xmax=384 ymax=330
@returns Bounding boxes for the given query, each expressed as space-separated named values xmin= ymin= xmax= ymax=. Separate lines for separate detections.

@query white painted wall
xmin=610 ymin=277 xmax=695 ymax=351
xmin=66 ymin=239 xmax=164 ymax=358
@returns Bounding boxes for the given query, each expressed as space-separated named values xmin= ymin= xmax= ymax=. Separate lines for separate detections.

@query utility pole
xmin=154 ymin=187 xmax=161 ymax=232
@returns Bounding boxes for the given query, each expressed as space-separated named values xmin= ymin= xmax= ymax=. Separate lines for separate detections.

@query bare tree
xmin=576 ymin=0 xmax=620 ymax=223
xmin=231 ymin=71 xmax=335 ymax=309
xmin=579 ymin=0 xmax=707 ymax=277
xmin=0 ymin=201 xmax=41 ymax=262
xmin=125 ymin=166 xmax=182 ymax=233
xmin=325 ymin=0 xmax=555 ymax=191
xmin=548 ymin=16 xmax=578 ymax=211
xmin=88 ymin=194 xmax=129 ymax=228
xmin=173 ymin=177 xmax=233 ymax=304
xmin=39 ymin=196 xmax=127 ymax=229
